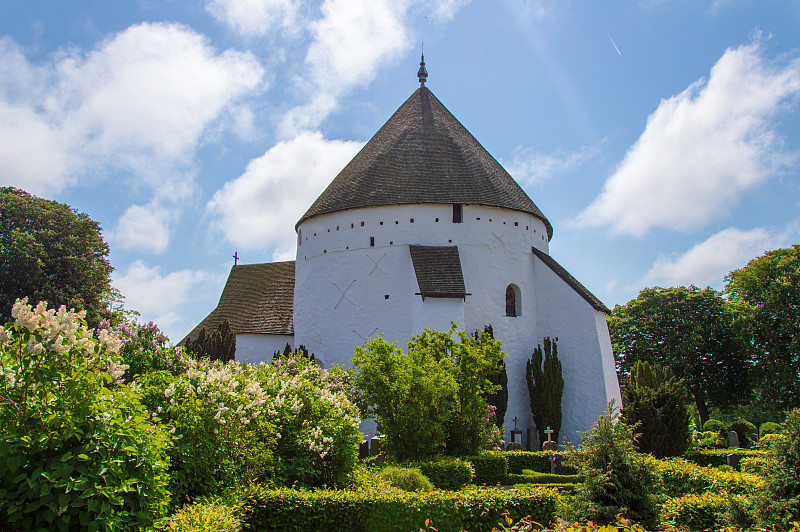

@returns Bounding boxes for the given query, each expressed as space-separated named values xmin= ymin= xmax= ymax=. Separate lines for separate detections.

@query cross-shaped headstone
xmin=545 ymin=426 xmax=554 ymax=442
xmin=513 ymin=417 xmax=519 ymax=430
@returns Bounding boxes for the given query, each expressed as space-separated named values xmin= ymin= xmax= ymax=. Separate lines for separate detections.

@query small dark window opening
xmin=360 ymin=221 xmax=364 ymax=227
xmin=514 ymin=222 xmax=519 ymax=227
xmin=298 ymin=229 xmax=302 ymax=246
xmin=384 ymin=294 xmax=390 ymax=299
xmin=410 ymin=218 xmax=414 ymax=223
xmin=351 ymin=223 xmax=354 ymax=228
xmin=370 ymin=236 xmax=375 ymax=247
xmin=506 ymin=285 xmax=519 ymax=317
xmin=453 ymin=203 xmax=463 ymax=223
xmin=380 ymin=221 xmax=383 ymax=225
xmin=435 ymin=218 xmax=439 ymax=222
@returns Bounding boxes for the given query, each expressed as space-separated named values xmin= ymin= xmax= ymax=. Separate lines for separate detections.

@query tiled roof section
xmin=181 ymin=261 xmax=295 ymax=344
xmin=409 ymin=245 xmax=467 ymax=298
xmin=532 ymin=248 xmax=610 ymax=314
xmin=298 ymin=87 xmax=552 ymax=239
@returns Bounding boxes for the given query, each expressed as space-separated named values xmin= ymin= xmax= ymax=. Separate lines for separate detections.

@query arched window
xmin=506 ymin=284 xmax=521 ymax=317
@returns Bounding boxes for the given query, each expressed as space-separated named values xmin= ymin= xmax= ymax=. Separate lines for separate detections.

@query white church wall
xmin=294 ymin=204 xmax=549 ymax=369
xmin=532 ymin=255 xmax=622 ymax=445
xmin=235 ymin=334 xmax=293 ymax=365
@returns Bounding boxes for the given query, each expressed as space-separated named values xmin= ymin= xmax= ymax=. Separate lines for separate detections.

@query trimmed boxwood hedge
xmin=502 ymin=450 xmax=555 ymax=474
xmin=464 ymin=454 xmax=507 ymax=485
xmin=246 ymin=486 xmax=560 ymax=532
xmin=410 ymin=458 xmax=474 ymax=491
xmin=682 ymin=449 xmax=764 ymax=467
xmin=652 ymin=457 xmax=763 ymax=497
xmin=661 ymin=492 xmax=748 ymax=531
xmin=515 ymin=470 xmax=579 ymax=484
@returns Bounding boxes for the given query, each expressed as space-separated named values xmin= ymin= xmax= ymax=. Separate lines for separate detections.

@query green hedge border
xmin=246 ymin=486 xmax=560 ymax=532
xmin=682 ymin=449 xmax=764 ymax=467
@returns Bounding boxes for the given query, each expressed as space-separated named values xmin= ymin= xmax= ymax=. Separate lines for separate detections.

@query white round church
xmin=186 ymin=61 xmax=622 ymax=446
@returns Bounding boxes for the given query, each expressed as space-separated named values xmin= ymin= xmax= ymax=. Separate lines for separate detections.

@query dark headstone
xmin=526 ymin=426 xmax=539 ymax=451
xmin=542 ymin=440 xmax=558 ymax=452
xmin=728 ymin=430 xmax=740 ymax=449
xmin=370 ymin=436 xmax=383 ymax=456
xmin=550 ymin=453 xmax=577 ymax=475
xmin=505 ymin=442 xmax=523 ymax=451
xmin=727 ymin=453 xmax=740 ymax=471
xmin=751 ymin=434 xmax=759 ymax=447
xmin=510 ymin=428 xmax=523 ymax=445
xmin=359 ymin=440 xmax=369 ymax=459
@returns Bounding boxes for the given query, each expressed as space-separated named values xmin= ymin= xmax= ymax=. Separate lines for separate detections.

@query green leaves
xmin=526 ymin=337 xmax=564 ymax=447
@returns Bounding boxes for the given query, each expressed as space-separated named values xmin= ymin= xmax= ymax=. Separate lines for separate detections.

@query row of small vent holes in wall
xmin=299 ymin=205 xmax=545 ymax=252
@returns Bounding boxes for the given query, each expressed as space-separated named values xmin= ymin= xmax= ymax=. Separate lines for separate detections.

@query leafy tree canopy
xmin=725 ymin=244 xmax=800 ymax=409
xmin=0 ymin=187 xmax=115 ymax=326
xmin=608 ymin=285 xmax=749 ymax=424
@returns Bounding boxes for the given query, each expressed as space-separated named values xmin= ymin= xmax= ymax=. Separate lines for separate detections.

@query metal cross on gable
xmin=367 ymin=253 xmax=387 ymax=277
xmin=333 ymin=280 xmax=356 ymax=309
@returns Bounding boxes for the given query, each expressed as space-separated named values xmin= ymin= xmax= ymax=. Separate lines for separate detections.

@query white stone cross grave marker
xmin=545 ymin=426 xmax=554 ymax=442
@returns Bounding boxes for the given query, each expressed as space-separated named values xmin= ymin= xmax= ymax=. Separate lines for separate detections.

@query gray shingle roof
xmin=181 ymin=261 xmax=295 ymax=344
xmin=532 ymin=248 xmax=610 ymax=314
xmin=297 ymin=87 xmax=552 ymax=239
xmin=409 ymin=245 xmax=467 ymax=299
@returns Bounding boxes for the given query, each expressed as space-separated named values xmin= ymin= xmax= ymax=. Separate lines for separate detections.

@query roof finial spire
xmin=417 ymin=44 xmax=428 ymax=87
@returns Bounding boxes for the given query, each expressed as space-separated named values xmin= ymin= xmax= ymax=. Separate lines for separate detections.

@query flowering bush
xmin=260 ymin=355 xmax=361 ymax=487
xmin=0 ymin=299 xmax=171 ymax=531
xmin=136 ymin=364 xmax=276 ymax=503
xmin=103 ymin=319 xmax=193 ymax=378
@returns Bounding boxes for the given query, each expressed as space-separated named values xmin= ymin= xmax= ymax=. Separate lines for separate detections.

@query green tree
xmin=725 ymin=245 xmax=800 ymax=409
xmin=609 ymin=285 xmax=750 ymax=425
xmin=751 ymin=408 xmax=800 ymax=529
xmin=621 ymin=361 xmax=691 ymax=458
xmin=184 ymin=319 xmax=237 ymax=362
xmin=565 ymin=402 xmax=659 ymax=529
xmin=349 ymin=336 xmax=457 ymax=460
xmin=475 ymin=325 xmax=508 ymax=430
xmin=526 ymin=337 xmax=563 ymax=447
xmin=0 ymin=187 xmax=115 ymax=326
xmin=409 ymin=325 xmax=505 ymax=456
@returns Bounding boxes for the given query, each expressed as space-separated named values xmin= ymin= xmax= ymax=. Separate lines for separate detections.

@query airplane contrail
xmin=606 ymin=31 xmax=622 ymax=55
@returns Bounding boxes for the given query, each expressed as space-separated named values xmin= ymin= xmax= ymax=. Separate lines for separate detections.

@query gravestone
xmin=728 ymin=430 xmax=740 ymax=449
xmin=505 ymin=442 xmax=523 ymax=451
xmin=751 ymin=433 xmax=759 ymax=447
xmin=550 ymin=453 xmax=577 ymax=475
xmin=510 ymin=417 xmax=523 ymax=445
xmin=727 ymin=452 xmax=740 ymax=471
xmin=526 ymin=426 xmax=539 ymax=451
xmin=370 ymin=436 xmax=384 ymax=456
xmin=358 ymin=440 xmax=369 ymax=459
xmin=542 ymin=425 xmax=557 ymax=451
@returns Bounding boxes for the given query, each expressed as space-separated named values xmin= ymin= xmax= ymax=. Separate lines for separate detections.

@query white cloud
xmin=640 ymin=225 xmax=796 ymax=287
xmin=205 ymin=0 xmax=301 ymax=37
xmin=502 ymin=143 xmax=599 ymax=186
xmin=113 ymin=260 xmax=223 ymax=339
xmin=111 ymin=203 xmax=176 ymax=255
xmin=0 ymin=23 xmax=264 ymax=251
xmin=114 ymin=260 xmax=206 ymax=315
xmin=577 ymin=43 xmax=800 ymax=236
xmin=207 ymin=131 xmax=363 ymax=258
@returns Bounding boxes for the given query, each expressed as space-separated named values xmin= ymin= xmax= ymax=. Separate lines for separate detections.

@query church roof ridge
xmin=297 ymin=85 xmax=553 ymax=239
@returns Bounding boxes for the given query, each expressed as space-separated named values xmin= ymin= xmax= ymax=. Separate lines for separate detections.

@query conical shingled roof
xmin=297 ymin=87 xmax=553 ymax=239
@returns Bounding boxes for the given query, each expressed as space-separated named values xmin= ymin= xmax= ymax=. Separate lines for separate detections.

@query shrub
xmin=108 ymin=320 xmax=193 ymax=378
xmin=504 ymin=450 xmax=553 ymax=474
xmin=760 ymin=421 xmax=783 ymax=438
xmin=661 ymin=491 xmax=747 ymax=532
xmin=682 ymin=448 xmax=763 ymax=467
xmin=378 ymin=466 xmax=434 ymax=492
xmin=247 ymin=486 xmax=560 ymax=532
xmin=136 ymin=367 xmax=276 ymax=503
xmin=751 ymin=408 xmax=800 ymax=529
xmin=563 ymin=402 xmax=659 ymax=529
xmin=621 ymin=362 xmax=690 ymax=458
xmin=703 ymin=419 xmax=725 ymax=433
xmin=699 ymin=431 xmax=726 ymax=449
xmin=0 ymin=299 xmax=171 ymax=531
xmin=652 ymin=457 xmax=762 ymax=497
xmin=414 ymin=458 xmax=473 ymax=490
xmin=183 ymin=319 xmax=236 ymax=362
xmin=162 ymin=495 xmax=244 ymax=532
xmin=510 ymin=471 xmax=578 ymax=484
xmin=465 ymin=453 xmax=507 ymax=485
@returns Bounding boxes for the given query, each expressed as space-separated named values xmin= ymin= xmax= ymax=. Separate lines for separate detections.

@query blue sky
xmin=2 ymin=0 xmax=799 ymax=341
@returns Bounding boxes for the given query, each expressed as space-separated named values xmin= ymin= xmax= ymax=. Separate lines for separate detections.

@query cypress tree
xmin=184 ymin=319 xmax=237 ymax=362
xmin=526 ymin=337 xmax=564 ymax=447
